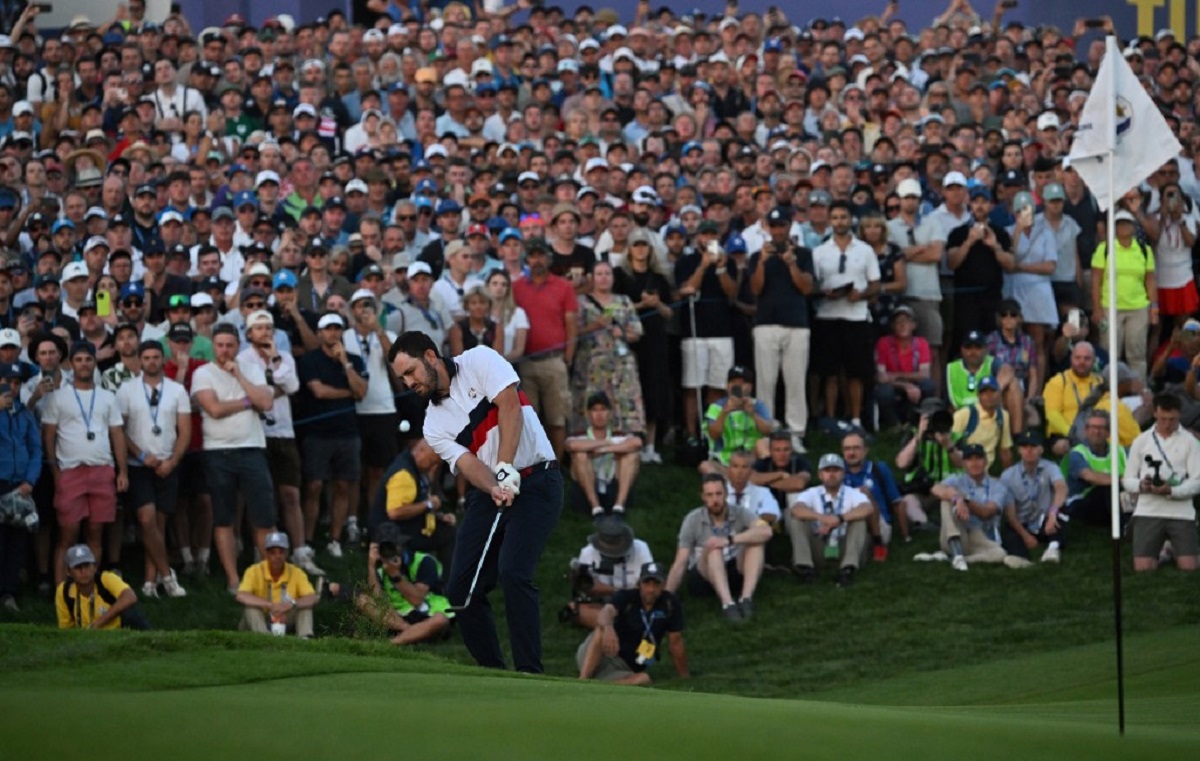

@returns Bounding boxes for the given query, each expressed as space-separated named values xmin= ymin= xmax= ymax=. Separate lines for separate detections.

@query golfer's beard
xmin=420 ymin=357 xmax=444 ymax=403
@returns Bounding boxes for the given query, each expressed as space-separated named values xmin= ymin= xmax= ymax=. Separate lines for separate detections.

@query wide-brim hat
xmin=588 ymin=516 xmax=634 ymax=559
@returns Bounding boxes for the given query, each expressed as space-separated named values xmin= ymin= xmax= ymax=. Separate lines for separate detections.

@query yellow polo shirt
xmin=238 ymin=561 xmax=315 ymax=603
xmin=952 ymin=403 xmax=1013 ymax=468
xmin=55 ymin=572 xmax=131 ymax=630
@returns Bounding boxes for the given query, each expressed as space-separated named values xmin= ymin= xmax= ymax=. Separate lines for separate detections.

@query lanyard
xmin=822 ymin=487 xmax=845 ymax=515
xmin=73 ymin=386 xmax=97 ymax=438
xmin=1151 ymin=431 xmax=1177 ymax=475
xmin=639 ymin=608 xmax=656 ymax=644
xmin=410 ymin=298 xmax=441 ymax=331
xmin=353 ymin=328 xmax=372 ymax=364
xmin=1019 ymin=466 xmax=1041 ymax=506
xmin=74 ymin=587 xmax=96 ymax=629
xmin=143 ymin=380 xmax=162 ymax=434
xmin=966 ymin=476 xmax=991 ymax=504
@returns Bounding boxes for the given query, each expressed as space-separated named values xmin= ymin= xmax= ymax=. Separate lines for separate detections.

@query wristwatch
xmin=425 ymin=499 xmax=434 ymax=512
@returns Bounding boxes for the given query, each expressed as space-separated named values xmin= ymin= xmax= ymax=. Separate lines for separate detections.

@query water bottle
xmin=271 ymin=583 xmax=290 ymax=636
xmin=825 ymin=529 xmax=840 ymax=560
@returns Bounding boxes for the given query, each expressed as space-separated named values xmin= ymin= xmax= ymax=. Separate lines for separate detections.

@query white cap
xmin=160 ymin=210 xmax=185 ymax=225
xmin=254 ymin=170 xmax=280 ymax=188
xmin=406 ymin=261 xmax=433 ymax=278
xmin=190 ymin=293 xmax=215 ymax=309
xmin=293 ymin=103 xmax=316 ymax=119
xmin=443 ymin=69 xmax=470 ymax=89
xmin=345 ymin=178 xmax=368 ymax=195
xmin=246 ymin=262 xmax=272 ymax=277
xmin=425 ymin=144 xmax=448 ymax=159
xmin=317 ymin=312 xmax=345 ymax=329
xmin=1036 ymin=112 xmax=1060 ymax=131
xmin=471 ymin=59 xmax=494 ymax=77
xmin=363 ymin=29 xmax=385 ymax=42
xmin=897 ymin=178 xmax=923 ymax=198
xmin=580 ymin=38 xmax=600 ymax=51
xmin=518 ymin=170 xmax=541 ymax=184
xmin=844 ymin=27 xmax=865 ymax=41
xmin=719 ymin=17 xmax=739 ymax=30
xmin=246 ymin=309 xmax=274 ymax=327
xmin=1114 ymin=209 xmax=1136 ymax=224
xmin=62 ymin=261 xmax=89 ymax=281
xmin=708 ymin=51 xmax=730 ymax=66
xmin=83 ymin=236 xmax=109 ymax=254
xmin=585 ymin=157 xmax=609 ymax=173
xmin=606 ymin=24 xmax=628 ymax=39
xmin=613 ymin=47 xmax=637 ymax=63
xmin=0 ymin=328 xmax=20 ymax=348
xmin=942 ymin=171 xmax=968 ymax=188
xmin=350 ymin=288 xmax=376 ymax=304
xmin=12 ymin=100 xmax=33 ymax=117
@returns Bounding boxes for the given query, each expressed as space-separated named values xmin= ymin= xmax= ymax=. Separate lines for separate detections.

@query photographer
xmin=748 ymin=206 xmax=815 ymax=446
xmin=1140 ymin=181 xmax=1197 ymax=339
xmin=1122 ymin=394 xmax=1200 ymax=572
xmin=562 ymin=516 xmax=654 ymax=629
xmin=699 ymin=365 xmax=773 ymax=476
xmin=895 ymin=398 xmax=957 ymax=543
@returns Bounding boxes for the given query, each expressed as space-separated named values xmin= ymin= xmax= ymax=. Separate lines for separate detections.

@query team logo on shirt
xmin=469 ymin=387 xmax=477 ymax=398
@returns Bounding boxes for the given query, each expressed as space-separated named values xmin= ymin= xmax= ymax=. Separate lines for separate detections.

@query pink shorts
xmin=54 ymin=465 xmax=118 ymax=525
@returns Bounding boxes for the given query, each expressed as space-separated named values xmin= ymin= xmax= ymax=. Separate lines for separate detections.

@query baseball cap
xmin=962 ymin=330 xmax=987 ymax=346
xmin=0 ymin=362 xmax=21 ymax=379
xmin=246 ymin=310 xmax=275 ymax=328
xmin=978 ymin=376 xmax=1000 ymax=392
xmin=271 ymin=269 xmax=297 ymax=289
xmin=66 ymin=544 xmax=96 ymax=568
xmin=498 ymin=227 xmax=522 ymax=244
xmin=167 ymin=322 xmax=194 ymax=343
xmin=255 ymin=170 xmax=281 ymax=188
xmin=120 ymin=282 xmax=145 ymax=301
xmin=406 ymin=261 xmax=433 ymax=278
xmin=1043 ymin=183 xmax=1066 ymax=202
xmin=317 ymin=312 xmax=345 ymax=329
xmin=0 ymin=328 xmax=20 ymax=348
xmin=191 ymin=292 xmax=216 ymax=308
xmin=69 ymin=340 xmax=96 ymax=358
xmin=818 ymin=453 xmax=846 ymax=470
xmin=350 ymin=287 xmax=376 ymax=304
xmin=896 ymin=178 xmax=922 ymax=198
xmin=942 ymin=171 xmax=968 ymax=188
xmin=766 ymin=206 xmax=791 ymax=226
xmin=727 ymin=364 xmax=754 ymax=382
xmin=264 ymin=531 xmax=290 ymax=550
xmin=638 ymin=561 xmax=666 ymax=584
xmin=959 ymin=442 xmax=987 ymax=459
xmin=436 ymin=199 xmax=462 ymax=215
xmin=1014 ymin=430 xmax=1044 ymax=447
xmin=1114 ymin=210 xmax=1136 ymax=224
xmin=969 ymin=186 xmax=993 ymax=201
xmin=62 ymin=261 xmax=89 ymax=281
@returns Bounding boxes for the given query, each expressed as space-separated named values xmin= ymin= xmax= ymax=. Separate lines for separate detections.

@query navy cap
xmin=960 ymin=442 xmax=987 ymax=459
xmin=977 ymin=376 xmax=999 ymax=392
xmin=962 ymin=330 xmax=987 ymax=346
xmin=766 ymin=207 xmax=790 ymax=226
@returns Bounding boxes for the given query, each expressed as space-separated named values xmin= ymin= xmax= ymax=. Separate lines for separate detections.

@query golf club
xmin=447 ymin=508 xmax=503 ymax=613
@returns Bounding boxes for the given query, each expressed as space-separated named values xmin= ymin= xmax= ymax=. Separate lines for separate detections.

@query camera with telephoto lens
xmin=1144 ymin=455 xmax=1165 ymax=487
xmin=731 ymin=384 xmax=744 ymax=399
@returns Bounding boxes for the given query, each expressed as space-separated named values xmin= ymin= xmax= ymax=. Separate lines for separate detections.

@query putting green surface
xmin=1 ymin=625 xmax=1196 ymax=760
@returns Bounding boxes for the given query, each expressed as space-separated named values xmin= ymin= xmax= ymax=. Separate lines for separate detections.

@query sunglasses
xmin=243 ymin=301 xmax=266 ymax=309
xmin=886 ymin=205 xmax=900 ymax=213
xmin=123 ymin=299 xmax=144 ymax=307
xmin=307 ymin=251 xmax=328 ymax=257
xmin=397 ymin=214 xmax=416 ymax=221
xmin=999 ymin=310 xmax=1020 ymax=318
xmin=248 ymin=279 xmax=271 ymax=288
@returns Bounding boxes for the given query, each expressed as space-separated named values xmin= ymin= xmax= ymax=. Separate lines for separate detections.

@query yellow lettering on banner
xmin=1128 ymin=0 xmax=1165 ymax=38
xmin=1172 ymin=0 xmax=1186 ymax=36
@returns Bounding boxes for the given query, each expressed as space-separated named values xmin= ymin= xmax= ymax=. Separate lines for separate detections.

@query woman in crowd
xmin=448 ymin=285 xmax=501 ymax=357
xmin=615 ymin=232 xmax=675 ymax=463
xmin=861 ymin=211 xmax=906 ymax=333
xmin=987 ymin=298 xmax=1039 ymax=431
xmin=572 ymin=260 xmax=644 ymax=436
xmin=486 ymin=270 xmax=528 ymax=363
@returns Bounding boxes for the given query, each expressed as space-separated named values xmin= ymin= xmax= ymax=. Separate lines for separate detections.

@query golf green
xmin=1 ymin=625 xmax=1196 ymax=759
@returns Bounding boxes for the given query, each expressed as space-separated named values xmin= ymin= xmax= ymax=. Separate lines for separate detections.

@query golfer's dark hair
xmin=389 ymin=330 xmax=440 ymax=364
xmin=1153 ymin=393 xmax=1182 ymax=412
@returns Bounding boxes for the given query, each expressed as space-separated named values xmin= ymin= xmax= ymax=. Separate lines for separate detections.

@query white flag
xmin=1068 ymin=36 xmax=1181 ymax=211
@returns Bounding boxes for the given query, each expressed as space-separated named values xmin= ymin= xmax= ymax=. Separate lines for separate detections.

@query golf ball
xmin=399 ymin=420 xmax=411 ymax=433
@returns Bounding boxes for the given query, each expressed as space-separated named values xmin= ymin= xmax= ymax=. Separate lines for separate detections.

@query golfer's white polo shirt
xmin=424 ymin=346 xmax=555 ymax=475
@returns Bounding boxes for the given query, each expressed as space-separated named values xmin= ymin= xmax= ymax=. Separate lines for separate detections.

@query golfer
xmin=389 ymin=332 xmax=562 ymax=673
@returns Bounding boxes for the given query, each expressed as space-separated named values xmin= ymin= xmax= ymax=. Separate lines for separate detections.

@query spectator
xmin=874 ymin=305 xmax=933 ymax=429
xmin=751 ymin=429 xmax=813 ymax=518
xmin=811 ymin=200 xmax=880 ymax=427
xmin=665 ymin=473 xmax=771 ymax=622
xmin=41 ymin=341 xmax=127 ymax=584
xmin=675 ymin=221 xmax=737 ymax=440
xmin=297 ymin=311 xmax=367 ymax=559
xmin=1141 ymin=182 xmax=1196 ymax=340
xmin=946 ymin=329 xmax=1022 ymax=423
xmin=485 ymin=269 xmax=529 ymax=363
xmin=192 ymin=323 xmax=276 ymax=592
xmin=748 ymin=206 xmax=815 ymax=451
xmin=890 ymin=177 xmax=945 ymax=396
xmin=920 ymin=444 xmax=1013 ymax=572
xmin=725 ymin=449 xmax=780 ymax=525
xmin=840 ymin=431 xmax=905 ymax=562
xmin=1041 ymin=183 xmax=1085 ymax=314
xmin=433 ymin=240 xmax=485 ymax=321
xmin=700 ymin=365 xmax=773 ymax=476
xmin=1122 ymin=394 xmax=1200 ymax=572
xmin=786 ymin=453 xmax=873 ymax=586
xmin=1004 ymin=191 xmax=1059 ymax=378
xmin=1064 ymin=409 xmax=1127 ymax=527
xmin=1043 ymin=341 xmax=1139 ymax=456
xmin=367 ymin=438 xmax=457 ymax=578
xmin=894 ymin=399 xmax=957 ymax=543
xmin=448 ymin=285 xmax=501 ymax=357
xmin=861 ymin=211 xmax=907 ymax=331
xmin=565 ymin=392 xmax=641 ymax=517
xmin=951 ymin=376 xmax=1013 ymax=469
xmin=116 ymin=340 xmax=190 ymax=599
xmin=563 ymin=516 xmax=654 ymax=629
xmin=512 ymin=239 xmax=578 ymax=461
xmin=234 ymin=532 xmax=318 ymax=638
xmin=577 ymin=561 xmax=688 ymax=686
xmin=0 ymin=361 xmax=40 ymax=612
xmin=1091 ymin=210 xmax=1156 ymax=381
xmin=946 ymin=187 xmax=1014 ymax=348
xmin=571 ymin=260 xmax=644 ymax=436
xmin=999 ymin=432 xmax=1068 ymax=566
xmin=986 ymin=299 xmax=1039 ymax=427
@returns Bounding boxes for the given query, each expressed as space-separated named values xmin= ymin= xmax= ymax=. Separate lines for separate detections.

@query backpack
xmin=1066 ymin=375 xmax=1108 ymax=446
xmin=60 ymin=575 xmax=117 ymax=611
xmin=962 ymin=404 xmax=1003 ymax=441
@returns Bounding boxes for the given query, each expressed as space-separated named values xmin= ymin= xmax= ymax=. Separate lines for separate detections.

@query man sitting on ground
xmin=751 ymin=430 xmax=812 ymax=516
xmin=1063 ymin=409 xmax=1126 ymax=526
xmin=920 ymin=444 xmax=1014 ymax=571
xmin=699 ymin=365 xmax=773 ymax=476
xmin=999 ymin=431 xmax=1068 ymax=566
xmin=665 ymin=474 xmax=771 ymax=622
xmin=1043 ymin=341 xmax=1138 ymax=456
xmin=56 ymin=544 xmax=147 ymax=630
xmin=563 ymin=516 xmax=654 ymax=629
xmin=725 ymin=449 xmax=780 ymax=524
xmin=951 ymin=375 xmax=1013 ymax=468
xmin=235 ymin=532 xmax=319 ymax=637
xmin=840 ymin=431 xmax=904 ymax=562
xmin=565 ymin=392 xmax=641 ymax=517
xmin=577 ymin=562 xmax=689 ymax=687
xmin=786 ymin=454 xmax=873 ymax=586
xmin=1122 ymin=393 xmax=1200 ymax=572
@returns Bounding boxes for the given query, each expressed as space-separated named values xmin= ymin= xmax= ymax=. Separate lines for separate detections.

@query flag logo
xmin=1115 ymin=97 xmax=1132 ymax=140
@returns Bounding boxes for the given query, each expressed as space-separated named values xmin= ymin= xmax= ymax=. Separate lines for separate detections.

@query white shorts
xmin=681 ymin=337 xmax=734 ymax=389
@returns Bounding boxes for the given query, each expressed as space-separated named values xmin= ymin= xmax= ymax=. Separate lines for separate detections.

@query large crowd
xmin=0 ymin=0 xmax=1198 ymax=683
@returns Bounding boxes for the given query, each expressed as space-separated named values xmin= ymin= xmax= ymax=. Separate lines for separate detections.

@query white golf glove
xmin=494 ymin=461 xmax=522 ymax=497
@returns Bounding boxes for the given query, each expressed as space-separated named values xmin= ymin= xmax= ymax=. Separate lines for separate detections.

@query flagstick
xmin=1104 ymin=148 xmax=1126 ymax=738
